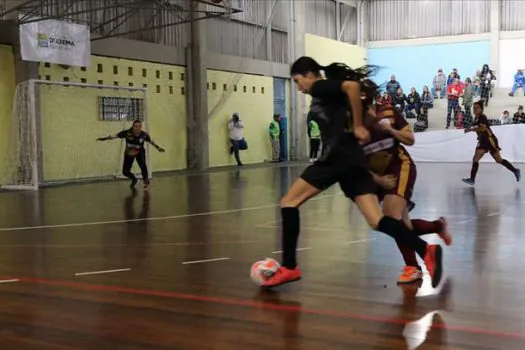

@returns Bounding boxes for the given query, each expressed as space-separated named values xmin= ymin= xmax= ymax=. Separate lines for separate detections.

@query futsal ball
xmin=250 ymin=258 xmax=280 ymax=286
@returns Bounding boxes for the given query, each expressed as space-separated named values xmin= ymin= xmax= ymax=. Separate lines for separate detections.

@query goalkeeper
xmin=97 ymin=120 xmax=165 ymax=189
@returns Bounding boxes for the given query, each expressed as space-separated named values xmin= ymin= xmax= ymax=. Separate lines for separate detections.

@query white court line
xmin=344 ymin=238 xmax=375 ymax=244
xmin=75 ymin=268 xmax=131 ymax=276
xmin=0 ymin=204 xmax=278 ymax=232
xmin=0 ymin=193 xmax=340 ymax=233
xmin=182 ymin=257 xmax=230 ymax=265
xmin=0 ymin=279 xmax=19 ymax=284
xmin=258 ymin=225 xmax=348 ymax=233
xmin=487 ymin=212 xmax=500 ymax=217
xmin=272 ymin=247 xmax=311 ymax=254
xmin=457 ymin=218 xmax=476 ymax=224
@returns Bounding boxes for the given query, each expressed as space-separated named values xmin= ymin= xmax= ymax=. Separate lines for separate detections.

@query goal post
xmin=2 ymin=79 xmax=150 ymax=191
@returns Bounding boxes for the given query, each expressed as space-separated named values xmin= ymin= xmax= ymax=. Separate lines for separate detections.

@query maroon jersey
xmin=362 ymin=108 xmax=412 ymax=175
xmin=473 ymin=114 xmax=496 ymax=141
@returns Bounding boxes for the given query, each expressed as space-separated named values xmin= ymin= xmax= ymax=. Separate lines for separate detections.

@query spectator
xmin=473 ymin=70 xmax=482 ymax=97
xmin=268 ymin=114 xmax=281 ymax=162
xmin=431 ymin=69 xmax=447 ymax=99
xmin=447 ymin=68 xmax=460 ymax=85
xmin=446 ymin=78 xmax=462 ymax=129
xmin=513 ymin=106 xmax=525 ymax=124
xmin=386 ymin=75 xmax=401 ymax=98
xmin=393 ymin=87 xmax=407 ymax=112
xmin=500 ymin=111 xmax=513 ymax=125
xmin=509 ymin=69 xmax=525 ymax=97
xmin=380 ymin=91 xmax=393 ymax=106
xmin=421 ymin=85 xmax=434 ymax=108
xmin=462 ymin=77 xmax=475 ymax=123
xmin=405 ymin=87 xmax=421 ymax=118
xmin=228 ymin=113 xmax=244 ymax=166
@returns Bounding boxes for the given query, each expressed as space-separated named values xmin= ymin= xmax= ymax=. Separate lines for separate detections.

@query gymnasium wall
xmin=499 ymin=37 xmax=525 ymax=88
xmin=0 ymin=45 xmax=15 ymax=180
xmin=367 ymin=39 xmax=491 ymax=92
xmin=38 ymin=56 xmax=187 ymax=182
xmin=207 ymin=70 xmax=274 ymax=167
xmin=305 ymin=33 xmax=367 ymax=70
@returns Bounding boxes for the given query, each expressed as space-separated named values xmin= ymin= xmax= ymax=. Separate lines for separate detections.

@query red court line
xmin=2 ymin=276 xmax=525 ymax=341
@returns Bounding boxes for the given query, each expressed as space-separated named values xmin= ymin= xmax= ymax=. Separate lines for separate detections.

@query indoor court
xmin=0 ymin=162 xmax=523 ymax=349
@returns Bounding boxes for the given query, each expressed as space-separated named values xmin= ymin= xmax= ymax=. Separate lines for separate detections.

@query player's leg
xmin=136 ymin=151 xmax=150 ymax=188
xmin=261 ymin=163 xmax=335 ymax=288
xmin=122 ymin=155 xmax=138 ymax=188
xmin=490 ymin=150 xmax=520 ymax=182
xmin=342 ymin=168 xmax=443 ymax=288
xmin=462 ymin=148 xmax=486 ymax=185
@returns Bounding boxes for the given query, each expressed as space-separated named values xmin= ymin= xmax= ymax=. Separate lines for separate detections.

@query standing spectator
xmin=509 ymin=69 xmax=525 ymax=97
xmin=405 ymin=87 xmax=421 ymax=118
xmin=473 ymin=70 xmax=482 ymax=97
xmin=307 ymin=119 xmax=321 ymax=162
xmin=431 ymin=69 xmax=447 ymax=99
xmin=421 ymin=86 xmax=434 ymax=108
xmin=462 ymin=77 xmax=475 ymax=127
xmin=386 ymin=75 xmax=401 ymax=99
xmin=447 ymin=68 xmax=460 ymax=85
xmin=446 ymin=79 xmax=462 ymax=129
xmin=228 ymin=113 xmax=244 ymax=166
xmin=479 ymin=64 xmax=495 ymax=106
xmin=268 ymin=114 xmax=281 ymax=162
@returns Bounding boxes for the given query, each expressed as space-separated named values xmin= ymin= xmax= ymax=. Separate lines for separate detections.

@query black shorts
xmin=300 ymin=134 xmax=377 ymax=200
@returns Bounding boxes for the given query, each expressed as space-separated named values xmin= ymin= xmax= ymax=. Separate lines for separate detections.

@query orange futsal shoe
xmin=438 ymin=217 xmax=452 ymax=246
xmin=260 ymin=266 xmax=302 ymax=288
xmin=398 ymin=266 xmax=423 ymax=284
xmin=424 ymin=245 xmax=443 ymax=288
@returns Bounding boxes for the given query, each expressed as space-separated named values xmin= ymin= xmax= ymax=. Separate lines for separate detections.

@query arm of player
xmin=96 ymin=134 xmax=119 ymax=141
xmin=342 ymin=81 xmax=369 ymax=142
xmin=382 ymin=124 xmax=415 ymax=146
xmin=148 ymin=139 xmax=165 ymax=152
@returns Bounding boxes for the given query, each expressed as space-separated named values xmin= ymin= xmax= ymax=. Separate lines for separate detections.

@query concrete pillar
xmin=490 ymin=0 xmax=500 ymax=86
xmin=288 ymin=0 xmax=307 ymax=161
xmin=185 ymin=0 xmax=209 ymax=170
xmin=266 ymin=0 xmax=273 ymax=61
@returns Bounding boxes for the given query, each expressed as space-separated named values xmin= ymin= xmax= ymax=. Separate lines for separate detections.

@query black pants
xmin=123 ymin=151 xmax=148 ymax=181
xmin=309 ymin=138 xmax=320 ymax=159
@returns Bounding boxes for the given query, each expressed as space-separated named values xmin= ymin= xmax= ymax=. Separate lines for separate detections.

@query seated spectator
xmin=431 ymin=69 xmax=447 ymax=99
xmin=380 ymin=91 xmax=393 ymax=106
xmin=509 ymin=69 xmax=525 ymax=97
xmin=513 ymin=106 xmax=525 ymax=123
xmin=421 ymin=85 xmax=434 ymax=109
xmin=405 ymin=87 xmax=421 ymax=117
xmin=455 ymin=106 xmax=465 ymax=129
xmin=393 ymin=87 xmax=407 ymax=111
xmin=500 ymin=110 xmax=513 ymax=124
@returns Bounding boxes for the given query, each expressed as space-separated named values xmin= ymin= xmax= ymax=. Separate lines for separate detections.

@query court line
xmin=3 ymin=275 xmax=525 ymax=341
xmin=182 ymin=257 xmax=230 ymax=265
xmin=344 ymin=238 xmax=375 ymax=244
xmin=487 ymin=212 xmax=500 ymax=217
xmin=457 ymin=218 xmax=476 ymax=224
xmin=0 ymin=279 xmax=19 ymax=283
xmin=259 ymin=225 xmax=349 ymax=233
xmin=0 ymin=194 xmax=338 ymax=233
xmin=75 ymin=268 xmax=131 ymax=276
xmin=272 ymin=247 xmax=311 ymax=254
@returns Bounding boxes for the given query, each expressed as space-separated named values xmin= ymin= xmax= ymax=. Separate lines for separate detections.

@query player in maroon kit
xmin=462 ymin=101 xmax=520 ymax=185
xmin=364 ymin=104 xmax=452 ymax=284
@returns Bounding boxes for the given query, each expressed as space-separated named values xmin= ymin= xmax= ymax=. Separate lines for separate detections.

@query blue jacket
xmin=514 ymin=72 xmax=525 ymax=86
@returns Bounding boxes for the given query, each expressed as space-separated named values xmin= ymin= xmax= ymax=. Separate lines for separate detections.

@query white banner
xmin=19 ymin=19 xmax=91 ymax=67
xmin=406 ymin=124 xmax=525 ymax=163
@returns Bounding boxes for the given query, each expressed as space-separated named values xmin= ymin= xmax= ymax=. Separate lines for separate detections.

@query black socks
xmin=377 ymin=216 xmax=428 ymax=258
xmin=281 ymin=207 xmax=300 ymax=269
xmin=470 ymin=161 xmax=479 ymax=181
xmin=501 ymin=159 xmax=517 ymax=173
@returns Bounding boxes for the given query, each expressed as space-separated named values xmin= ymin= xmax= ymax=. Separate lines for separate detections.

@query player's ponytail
xmin=290 ymin=56 xmax=380 ymax=107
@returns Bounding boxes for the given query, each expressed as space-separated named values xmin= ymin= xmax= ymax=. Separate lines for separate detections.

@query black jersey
xmin=117 ymin=129 xmax=151 ymax=156
xmin=309 ymin=79 xmax=357 ymax=161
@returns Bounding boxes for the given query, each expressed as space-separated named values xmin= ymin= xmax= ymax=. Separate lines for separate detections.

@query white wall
xmin=499 ymin=37 xmax=525 ymax=88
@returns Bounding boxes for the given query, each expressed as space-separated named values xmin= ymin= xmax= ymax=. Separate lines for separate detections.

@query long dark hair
xmin=290 ymin=56 xmax=380 ymax=106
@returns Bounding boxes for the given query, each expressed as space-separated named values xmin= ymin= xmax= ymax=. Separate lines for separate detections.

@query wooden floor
xmin=0 ymin=162 xmax=524 ymax=349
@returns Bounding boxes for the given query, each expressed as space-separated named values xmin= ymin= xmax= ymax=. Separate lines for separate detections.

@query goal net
xmin=2 ymin=79 xmax=150 ymax=191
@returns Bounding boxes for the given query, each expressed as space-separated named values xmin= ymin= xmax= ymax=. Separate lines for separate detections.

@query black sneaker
xmin=130 ymin=179 xmax=138 ymax=189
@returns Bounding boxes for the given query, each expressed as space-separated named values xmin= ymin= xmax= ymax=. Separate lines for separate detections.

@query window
xmin=169 ymin=72 xmax=173 ymax=80
xmin=169 ymin=86 xmax=173 ymax=94
xmin=243 ymin=86 xmax=247 ymax=93
xmin=261 ymin=87 xmax=265 ymax=94
xmin=44 ymin=62 xmax=50 ymax=68
xmin=98 ymin=80 xmax=103 ymax=85
xmin=223 ymin=84 xmax=228 ymax=91
xmin=156 ymin=70 xmax=160 ymax=79
xmin=142 ymin=68 xmax=147 ymax=78
xmin=156 ymin=85 xmax=161 ymax=93
xmin=114 ymin=81 xmax=119 ymax=86
xmin=113 ymin=66 xmax=118 ymax=75
xmin=181 ymin=86 xmax=185 ymax=95
xmin=180 ymin=73 xmax=185 ymax=81
xmin=212 ymin=82 xmax=217 ymax=90
xmin=129 ymin=82 xmax=134 ymax=87
xmin=128 ymin=67 xmax=133 ymax=76
xmin=252 ymin=86 xmax=256 ymax=93
xmin=63 ymin=77 xmax=69 ymax=82
xmin=97 ymin=64 xmax=103 ymax=73
xmin=81 ymin=78 xmax=87 ymax=83
xmin=81 ymin=66 xmax=87 ymax=72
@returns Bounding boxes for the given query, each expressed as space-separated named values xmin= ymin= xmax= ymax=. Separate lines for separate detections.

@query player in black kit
xmin=97 ymin=120 xmax=165 ymax=189
xmin=260 ymin=56 xmax=444 ymax=289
